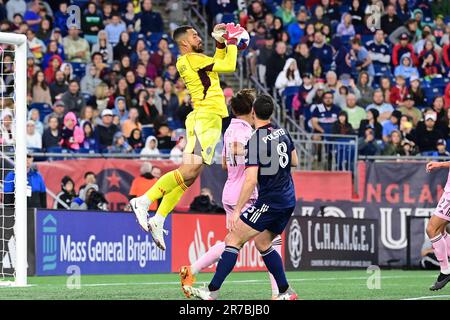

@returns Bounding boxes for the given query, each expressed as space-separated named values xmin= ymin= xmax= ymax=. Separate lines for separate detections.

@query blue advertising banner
xmin=35 ymin=210 xmax=172 ymax=275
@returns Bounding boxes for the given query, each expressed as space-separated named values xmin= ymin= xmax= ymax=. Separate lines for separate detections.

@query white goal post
xmin=0 ymin=32 xmax=27 ymax=287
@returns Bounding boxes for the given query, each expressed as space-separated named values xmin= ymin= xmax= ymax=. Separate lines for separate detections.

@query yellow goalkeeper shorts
xmin=184 ymin=111 xmax=222 ymax=165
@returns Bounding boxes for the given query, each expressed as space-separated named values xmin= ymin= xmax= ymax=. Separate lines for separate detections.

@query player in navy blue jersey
xmin=183 ymin=94 xmax=299 ymax=300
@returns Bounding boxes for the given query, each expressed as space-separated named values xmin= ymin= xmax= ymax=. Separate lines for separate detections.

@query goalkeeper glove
xmin=222 ymin=23 xmax=245 ymax=46
xmin=211 ymin=23 xmax=226 ymax=44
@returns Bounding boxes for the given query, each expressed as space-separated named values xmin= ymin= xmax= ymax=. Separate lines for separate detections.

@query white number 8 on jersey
xmin=277 ymin=142 xmax=289 ymax=168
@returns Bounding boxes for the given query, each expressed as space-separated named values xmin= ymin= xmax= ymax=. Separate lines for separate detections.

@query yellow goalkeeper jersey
xmin=176 ymin=45 xmax=238 ymax=118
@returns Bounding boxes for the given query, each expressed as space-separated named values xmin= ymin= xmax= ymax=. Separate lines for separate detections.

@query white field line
xmin=402 ymin=295 xmax=450 ymax=300
xmin=29 ymin=274 xmax=435 ymax=288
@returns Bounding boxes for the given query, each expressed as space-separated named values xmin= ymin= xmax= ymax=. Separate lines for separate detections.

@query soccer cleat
xmin=430 ymin=272 xmax=450 ymax=291
xmin=182 ymin=285 xmax=219 ymax=300
xmin=275 ymin=287 xmax=298 ymax=300
xmin=130 ymin=197 xmax=151 ymax=232
xmin=147 ymin=216 xmax=167 ymax=251
xmin=180 ymin=266 xmax=196 ymax=298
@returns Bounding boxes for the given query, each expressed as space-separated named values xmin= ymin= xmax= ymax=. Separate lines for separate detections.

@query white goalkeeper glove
xmin=211 ymin=23 xmax=226 ymax=44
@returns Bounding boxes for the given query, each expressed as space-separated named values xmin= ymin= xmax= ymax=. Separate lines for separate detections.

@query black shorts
xmin=240 ymin=202 xmax=295 ymax=235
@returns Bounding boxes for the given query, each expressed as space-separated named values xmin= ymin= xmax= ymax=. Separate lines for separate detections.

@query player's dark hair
xmin=84 ymin=171 xmax=95 ymax=179
xmin=253 ymin=94 xmax=274 ymax=120
xmin=230 ymin=89 xmax=255 ymax=116
xmin=173 ymin=25 xmax=194 ymax=44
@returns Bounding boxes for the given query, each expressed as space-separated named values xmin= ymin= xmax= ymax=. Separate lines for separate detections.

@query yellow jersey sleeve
xmin=185 ymin=53 xmax=215 ymax=71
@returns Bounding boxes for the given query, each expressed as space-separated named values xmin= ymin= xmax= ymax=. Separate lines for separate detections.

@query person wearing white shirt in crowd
xmin=140 ymin=136 xmax=160 ymax=159
xmin=26 ymin=120 xmax=42 ymax=149
xmin=275 ymin=58 xmax=302 ymax=95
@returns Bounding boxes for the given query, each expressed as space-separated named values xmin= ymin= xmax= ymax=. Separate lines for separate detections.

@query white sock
xmin=153 ymin=213 xmax=165 ymax=227
xmin=138 ymin=195 xmax=151 ymax=207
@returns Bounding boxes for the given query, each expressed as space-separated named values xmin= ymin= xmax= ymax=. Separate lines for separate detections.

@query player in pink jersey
xmin=179 ymin=89 xmax=283 ymax=299
xmin=426 ymin=161 xmax=450 ymax=290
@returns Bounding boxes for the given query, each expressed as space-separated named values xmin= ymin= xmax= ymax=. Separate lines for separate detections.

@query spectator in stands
xmin=382 ymin=130 xmax=405 ymax=156
xmin=95 ymin=109 xmax=119 ymax=152
xmin=170 ymin=136 xmax=186 ymax=164
xmin=390 ymin=75 xmax=408 ymax=107
xmin=380 ymin=4 xmax=402 ymax=36
xmin=36 ymin=18 xmax=52 ymax=43
xmin=105 ymin=13 xmax=126 ymax=47
xmin=44 ymin=54 xmax=63 ymax=84
xmin=287 ymin=9 xmax=307 ymax=48
xmin=6 ymin=0 xmax=26 ymax=22
xmin=292 ymin=43 xmax=313 ymax=78
xmin=347 ymin=37 xmax=375 ymax=79
xmin=419 ymin=52 xmax=442 ymax=79
xmin=42 ymin=115 xmax=60 ymax=152
xmin=23 ymin=0 xmax=42 ymax=33
xmin=165 ymin=0 xmax=185 ymax=31
xmin=411 ymin=111 xmax=445 ymax=154
xmin=129 ymin=162 xmax=158 ymax=210
xmin=408 ymin=75 xmax=425 ymax=107
xmin=432 ymin=139 xmax=450 ymax=157
xmin=53 ymin=2 xmax=68 ymax=36
xmin=86 ymin=52 xmax=108 ymax=79
xmin=367 ymin=30 xmax=391 ymax=71
xmin=141 ymin=135 xmax=159 ymax=158
xmin=156 ymin=123 xmax=176 ymax=150
xmin=379 ymin=76 xmax=393 ymax=104
xmin=398 ymin=94 xmax=422 ymax=127
xmin=445 ymin=83 xmax=450 ymax=110
xmin=396 ymin=0 xmax=411 ymax=24
xmin=311 ymin=58 xmax=324 ymax=80
xmin=275 ymin=0 xmax=295 ymax=26
xmin=3 ymin=153 xmax=47 ymax=208
xmin=81 ymin=121 xmax=98 ymax=153
xmin=26 ymin=120 xmax=42 ymax=150
xmin=81 ymin=65 xmax=103 ymax=96
xmin=331 ymin=110 xmax=354 ymax=136
xmin=49 ymin=70 xmax=68 ymax=102
xmin=382 ymin=110 xmax=402 ymax=143
xmin=266 ymin=41 xmax=288 ymax=90
xmin=310 ymin=5 xmax=330 ymax=30
xmin=275 ymin=58 xmax=302 ymax=95
xmin=177 ymin=94 xmax=193 ymax=128
xmin=82 ymin=2 xmax=103 ymax=45
xmin=128 ymin=128 xmax=144 ymax=151
xmin=334 ymin=77 xmax=361 ymax=109
xmin=60 ymin=62 xmax=74 ymax=82
xmin=190 ymin=187 xmax=225 ymax=213
xmin=30 ymin=70 xmax=52 ymax=105
xmin=136 ymin=0 xmax=163 ymax=36
xmin=92 ymin=30 xmax=114 ymax=64
xmin=113 ymin=31 xmax=133 ymax=61
xmin=336 ymin=13 xmax=355 ymax=37
xmin=110 ymin=131 xmax=132 ymax=153
xmin=63 ymin=27 xmax=90 ymax=63
xmin=356 ymin=71 xmax=374 ymax=108
xmin=151 ymin=166 xmax=162 ymax=179
xmin=343 ymin=93 xmax=366 ymax=130
xmin=358 ymin=108 xmax=382 ymax=141
xmin=137 ymin=89 xmax=160 ymax=125
xmin=94 ymin=83 xmax=110 ymax=113
xmin=60 ymin=112 xmax=84 ymax=151
xmin=70 ymin=183 xmax=99 ymax=210
xmin=101 ymin=1 xmax=113 ymax=25
xmin=114 ymin=77 xmax=133 ymax=110
xmin=54 ymin=176 xmax=77 ymax=209
xmin=310 ymin=31 xmax=333 ymax=72
xmin=122 ymin=107 xmax=142 ymax=138
xmin=61 ymin=80 xmax=86 ymax=116
xmin=311 ymin=91 xmax=341 ymax=135
xmin=392 ymin=32 xmax=418 ymax=66
xmin=113 ymin=96 xmax=129 ymax=122
xmin=0 ymin=109 xmax=14 ymax=148
xmin=247 ymin=0 xmax=268 ymax=22
xmin=160 ymin=80 xmax=179 ymax=120
xmin=390 ymin=19 xmax=419 ymax=45
xmin=432 ymin=0 xmax=450 ymax=17
xmin=366 ymin=89 xmax=394 ymax=124
xmin=28 ymin=108 xmax=43 ymax=136
xmin=43 ymin=100 xmax=65 ymax=128
xmin=395 ymin=53 xmax=419 ymax=80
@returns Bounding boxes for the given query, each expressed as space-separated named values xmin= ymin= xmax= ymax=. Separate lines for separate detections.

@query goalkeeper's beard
xmin=192 ymin=43 xmax=204 ymax=53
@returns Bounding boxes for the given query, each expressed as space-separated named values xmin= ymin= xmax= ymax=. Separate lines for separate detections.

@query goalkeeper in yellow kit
xmin=130 ymin=23 xmax=246 ymax=250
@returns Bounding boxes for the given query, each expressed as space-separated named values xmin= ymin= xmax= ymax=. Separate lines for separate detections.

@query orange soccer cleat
xmin=179 ymin=266 xmax=196 ymax=298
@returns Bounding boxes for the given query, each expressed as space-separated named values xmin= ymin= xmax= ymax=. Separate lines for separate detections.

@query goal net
xmin=0 ymin=32 xmax=27 ymax=287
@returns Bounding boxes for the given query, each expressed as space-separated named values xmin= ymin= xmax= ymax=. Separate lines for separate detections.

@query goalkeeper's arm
xmin=211 ymin=45 xmax=238 ymax=73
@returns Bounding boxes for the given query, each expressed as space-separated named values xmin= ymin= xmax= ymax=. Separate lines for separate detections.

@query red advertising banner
xmin=171 ymin=213 xmax=285 ymax=273
xmin=36 ymin=159 xmax=200 ymax=212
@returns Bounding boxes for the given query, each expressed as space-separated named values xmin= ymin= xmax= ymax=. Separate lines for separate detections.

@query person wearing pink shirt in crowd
xmin=60 ymin=112 xmax=84 ymax=151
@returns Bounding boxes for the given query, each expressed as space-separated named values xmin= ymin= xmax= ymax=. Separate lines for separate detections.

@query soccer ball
xmin=237 ymin=29 xmax=250 ymax=51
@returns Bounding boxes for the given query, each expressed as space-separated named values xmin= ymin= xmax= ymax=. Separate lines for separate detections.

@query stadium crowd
xmin=0 ymin=0 xmax=450 ymax=160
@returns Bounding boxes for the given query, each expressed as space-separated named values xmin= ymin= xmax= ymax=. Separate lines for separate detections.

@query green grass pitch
xmin=0 ymin=270 xmax=449 ymax=300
